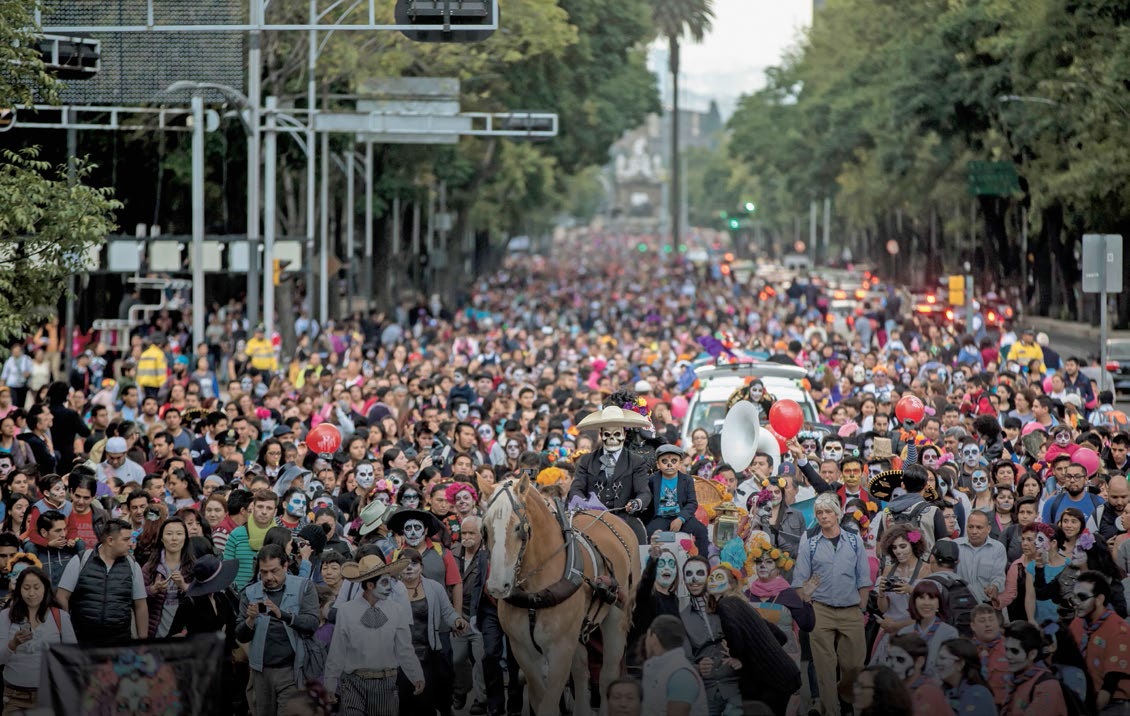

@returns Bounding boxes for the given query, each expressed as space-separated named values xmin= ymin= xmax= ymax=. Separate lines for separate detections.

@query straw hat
xmin=340 ymin=555 xmax=410 ymax=583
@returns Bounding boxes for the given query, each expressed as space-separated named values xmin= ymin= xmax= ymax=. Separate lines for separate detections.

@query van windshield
xmin=686 ymin=399 xmax=816 ymax=436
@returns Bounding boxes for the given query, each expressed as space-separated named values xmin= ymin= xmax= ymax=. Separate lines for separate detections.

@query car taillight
xmin=1106 ymin=361 xmax=1120 ymax=371
xmin=945 ymin=309 xmax=954 ymax=320
xmin=987 ymin=310 xmax=996 ymax=322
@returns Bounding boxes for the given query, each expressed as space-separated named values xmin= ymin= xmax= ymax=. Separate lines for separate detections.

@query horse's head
xmin=482 ymin=473 xmax=532 ymax=599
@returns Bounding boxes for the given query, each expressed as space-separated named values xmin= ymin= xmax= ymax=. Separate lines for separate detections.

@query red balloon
xmin=768 ymin=399 xmax=804 ymax=439
xmin=895 ymin=395 xmax=926 ymax=424
xmin=306 ymin=423 xmax=342 ymax=456
xmin=768 ymin=428 xmax=788 ymax=455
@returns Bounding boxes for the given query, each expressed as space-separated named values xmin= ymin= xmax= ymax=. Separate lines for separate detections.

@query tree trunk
xmin=978 ymin=195 xmax=1008 ymax=291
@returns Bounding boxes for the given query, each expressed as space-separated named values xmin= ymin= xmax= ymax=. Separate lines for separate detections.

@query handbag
xmin=300 ymin=634 xmax=326 ymax=682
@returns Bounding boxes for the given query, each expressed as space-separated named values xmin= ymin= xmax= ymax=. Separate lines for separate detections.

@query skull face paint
xmin=403 ymin=518 xmax=427 ymax=547
xmin=0 ymin=457 xmax=13 ymax=480
xmin=655 ymin=552 xmax=678 ymax=590
xmin=400 ymin=491 xmax=421 ymax=509
xmin=683 ymin=560 xmax=709 ymax=596
xmin=861 ymin=438 xmax=875 ymax=461
xmin=748 ymin=381 xmax=765 ymax=402
xmin=389 ymin=472 xmax=404 ymax=491
xmin=921 ymin=449 xmax=940 ymax=470
xmin=454 ymin=490 xmax=476 ymax=515
xmin=401 ymin=560 xmax=423 ymax=582
xmin=355 ymin=462 xmax=376 ymax=490
xmin=374 ymin=574 xmax=395 ymax=601
xmin=961 ymin=444 xmax=983 ymax=469
xmin=304 ymin=480 xmax=324 ymax=500
xmin=885 ymin=645 xmax=916 ymax=680
xmin=285 ymin=493 xmax=307 ymax=517
xmin=374 ymin=492 xmax=391 ymax=505
xmin=971 ymin=470 xmax=990 ymax=493
xmin=706 ymin=567 xmax=731 ymax=595
xmin=1053 ymin=429 xmax=1072 ymax=447
xmin=1070 ymin=586 xmax=1096 ymax=618
xmin=600 ymin=427 xmax=625 ymax=453
xmin=505 ymin=442 xmax=522 ymax=459
xmin=801 ymin=439 xmax=819 ymax=456
xmin=822 ymin=441 xmax=844 ymax=462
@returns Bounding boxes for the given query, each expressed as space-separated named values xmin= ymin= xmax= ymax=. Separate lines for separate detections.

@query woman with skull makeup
xmin=627 ymin=538 xmax=686 ymax=670
xmin=397 ymin=546 xmax=468 ymax=716
xmin=389 ymin=509 xmax=462 ymax=615
xmin=679 ymin=555 xmax=799 ymax=716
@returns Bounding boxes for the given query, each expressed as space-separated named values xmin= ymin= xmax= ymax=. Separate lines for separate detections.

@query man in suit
xmin=646 ymin=444 xmax=709 ymax=556
xmin=568 ymin=422 xmax=651 ymax=544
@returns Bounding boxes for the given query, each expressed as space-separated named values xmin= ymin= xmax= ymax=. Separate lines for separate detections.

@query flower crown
xmin=1077 ymin=531 xmax=1096 ymax=552
xmin=443 ymin=481 xmax=478 ymax=504
xmin=536 ymin=467 xmax=567 ymax=487
xmin=850 ymin=509 xmax=872 ymax=533
xmin=745 ymin=535 xmax=795 ymax=572
xmin=760 ymin=477 xmax=787 ymax=489
xmin=621 ymin=397 xmax=649 ymax=418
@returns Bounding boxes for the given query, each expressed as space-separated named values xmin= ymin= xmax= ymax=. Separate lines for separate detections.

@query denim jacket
xmin=241 ymin=575 xmax=318 ymax=683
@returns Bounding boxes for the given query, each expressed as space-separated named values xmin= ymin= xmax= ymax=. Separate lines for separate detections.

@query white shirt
xmin=324 ymin=593 xmax=423 ymax=692
xmin=0 ymin=607 xmax=76 ymax=687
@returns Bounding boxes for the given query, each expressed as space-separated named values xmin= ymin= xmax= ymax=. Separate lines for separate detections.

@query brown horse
xmin=482 ymin=474 xmax=640 ymax=716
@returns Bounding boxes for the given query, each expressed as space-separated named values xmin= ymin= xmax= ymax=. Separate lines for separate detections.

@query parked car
xmin=1105 ymin=338 xmax=1130 ymax=396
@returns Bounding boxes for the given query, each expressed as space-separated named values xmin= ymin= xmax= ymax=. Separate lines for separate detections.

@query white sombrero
xmin=576 ymin=405 xmax=653 ymax=432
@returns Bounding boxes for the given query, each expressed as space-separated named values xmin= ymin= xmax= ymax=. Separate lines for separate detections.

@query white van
xmin=679 ymin=362 xmax=819 ymax=444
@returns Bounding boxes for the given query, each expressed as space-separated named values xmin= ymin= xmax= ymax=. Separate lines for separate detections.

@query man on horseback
xmin=568 ymin=405 xmax=652 ymax=545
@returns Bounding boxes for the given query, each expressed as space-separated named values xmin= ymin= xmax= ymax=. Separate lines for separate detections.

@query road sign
xmin=1082 ymin=234 xmax=1123 ymax=294
xmin=967 ymin=161 xmax=1020 ymax=196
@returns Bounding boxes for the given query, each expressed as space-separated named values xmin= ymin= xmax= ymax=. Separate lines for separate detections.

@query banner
xmin=41 ymin=634 xmax=224 ymax=716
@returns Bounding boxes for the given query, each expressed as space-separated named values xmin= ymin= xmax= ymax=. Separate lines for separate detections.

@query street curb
xmin=1027 ymin=316 xmax=1101 ymax=341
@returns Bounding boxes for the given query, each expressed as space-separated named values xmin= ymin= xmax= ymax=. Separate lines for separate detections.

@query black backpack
xmin=887 ymin=500 xmax=930 ymax=529
xmin=924 ymin=571 xmax=977 ymax=636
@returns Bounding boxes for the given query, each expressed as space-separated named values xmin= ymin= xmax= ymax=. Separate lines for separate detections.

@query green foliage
xmin=0 ymin=0 xmax=60 ymax=106
xmin=0 ymin=149 xmax=121 ymax=343
xmin=723 ymin=0 xmax=1130 ymax=310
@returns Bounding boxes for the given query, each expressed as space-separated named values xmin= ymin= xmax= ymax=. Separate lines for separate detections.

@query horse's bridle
xmin=484 ymin=479 xmax=532 ymax=577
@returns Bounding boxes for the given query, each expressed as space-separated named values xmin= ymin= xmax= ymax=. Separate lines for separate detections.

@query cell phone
xmin=258 ymin=602 xmax=267 ymax=614
xmin=655 ymin=531 xmax=677 ymax=543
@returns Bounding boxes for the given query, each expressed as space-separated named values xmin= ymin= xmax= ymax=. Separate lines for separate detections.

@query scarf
xmin=915 ymin=617 xmax=942 ymax=643
xmin=1080 ymin=607 xmax=1115 ymax=653
xmin=247 ymin=519 xmax=272 ymax=551
xmin=746 ymin=577 xmax=791 ymax=600
xmin=975 ymin=637 xmax=1002 ymax=673
xmin=1003 ymin=665 xmax=1046 ymax=704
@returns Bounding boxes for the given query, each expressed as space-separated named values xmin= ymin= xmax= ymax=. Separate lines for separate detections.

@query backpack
xmin=887 ymin=501 xmax=930 ymax=530
xmin=1034 ymin=670 xmax=1086 ymax=716
xmin=923 ymin=571 xmax=977 ymax=636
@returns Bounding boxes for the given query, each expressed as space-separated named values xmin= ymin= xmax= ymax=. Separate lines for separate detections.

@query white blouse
xmin=0 ymin=607 xmax=77 ymax=688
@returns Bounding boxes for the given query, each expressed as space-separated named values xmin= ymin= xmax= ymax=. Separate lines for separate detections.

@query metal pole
xmin=391 ymin=195 xmax=401 ymax=309
xmin=65 ymin=126 xmax=77 ymax=371
xmin=822 ymin=196 xmax=831 ymax=266
xmin=809 ymin=201 xmax=817 ymax=260
xmin=345 ymin=143 xmax=355 ymax=314
xmin=1101 ymin=237 xmax=1109 ymax=392
xmin=246 ymin=0 xmax=262 ymax=327
xmin=425 ymin=183 xmax=435 ymax=296
xmin=263 ymin=96 xmax=278 ymax=339
xmin=364 ymin=141 xmax=373 ymax=310
xmin=411 ymin=200 xmax=421 ymax=290
xmin=319 ymin=132 xmax=329 ymax=327
xmin=191 ymin=95 xmax=206 ymax=347
xmin=305 ymin=0 xmax=317 ymax=316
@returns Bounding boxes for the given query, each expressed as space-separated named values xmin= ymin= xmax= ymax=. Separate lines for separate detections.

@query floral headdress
xmin=760 ymin=477 xmax=788 ymax=489
xmin=536 ymin=467 xmax=567 ymax=487
xmin=443 ymin=481 xmax=478 ymax=504
xmin=849 ymin=508 xmax=873 ymax=534
xmin=1077 ymin=531 xmax=1096 ymax=552
xmin=744 ymin=534 xmax=794 ymax=573
xmin=374 ymin=479 xmax=395 ymax=496
xmin=621 ymin=396 xmax=649 ymax=418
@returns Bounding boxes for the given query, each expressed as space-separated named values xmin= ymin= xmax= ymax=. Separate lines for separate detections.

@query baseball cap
xmin=105 ymin=437 xmax=128 ymax=455
xmin=931 ymin=539 xmax=960 ymax=565
xmin=634 ymin=380 xmax=652 ymax=394
xmin=217 ymin=429 xmax=238 ymax=447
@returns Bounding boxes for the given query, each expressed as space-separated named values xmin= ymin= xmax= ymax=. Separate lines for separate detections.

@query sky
xmin=652 ymin=0 xmax=812 ymax=118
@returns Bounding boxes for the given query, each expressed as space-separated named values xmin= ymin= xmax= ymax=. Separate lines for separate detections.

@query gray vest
xmin=642 ymin=648 xmax=709 ymax=716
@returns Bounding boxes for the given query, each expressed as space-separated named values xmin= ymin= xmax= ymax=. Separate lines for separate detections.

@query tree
xmin=0 ymin=2 xmax=120 ymax=346
xmin=651 ymin=0 xmax=714 ymax=250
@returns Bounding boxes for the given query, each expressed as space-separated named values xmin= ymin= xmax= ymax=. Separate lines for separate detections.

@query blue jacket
xmin=647 ymin=471 xmax=699 ymax=524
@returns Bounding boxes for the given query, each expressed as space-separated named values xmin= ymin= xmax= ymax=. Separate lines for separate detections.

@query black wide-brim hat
xmin=868 ymin=469 xmax=903 ymax=502
xmin=386 ymin=508 xmax=444 ymax=537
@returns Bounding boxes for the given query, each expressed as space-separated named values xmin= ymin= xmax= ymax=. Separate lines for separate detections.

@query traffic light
xmin=948 ymin=275 xmax=965 ymax=306
xmin=728 ymin=218 xmax=740 ymax=230
xmin=395 ymin=0 xmax=497 ymax=43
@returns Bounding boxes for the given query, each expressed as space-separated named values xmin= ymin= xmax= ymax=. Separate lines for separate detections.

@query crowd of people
xmin=0 ymin=239 xmax=1127 ymax=716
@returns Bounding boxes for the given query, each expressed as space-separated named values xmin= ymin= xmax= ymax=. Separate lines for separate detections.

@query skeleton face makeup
xmin=401 ymin=560 xmax=422 ymax=582
xmin=707 ymin=567 xmax=731 ymax=595
xmin=971 ymin=470 xmax=989 ymax=493
xmin=1054 ymin=430 xmax=1071 ymax=446
xmin=374 ymin=574 xmax=395 ymax=601
xmin=885 ymin=646 xmax=916 ymax=680
xmin=355 ymin=463 xmax=375 ymax=490
xmin=749 ymin=382 xmax=765 ymax=402
xmin=801 ymin=439 xmax=818 ymax=456
xmin=655 ymin=552 xmax=678 ymax=590
xmin=1034 ymin=532 xmax=1050 ymax=553
xmin=403 ymin=518 xmax=427 ymax=547
xmin=683 ymin=560 xmax=708 ymax=596
xmin=49 ymin=481 xmax=66 ymax=501
xmin=1003 ymin=638 xmax=1031 ymax=672
xmin=506 ymin=442 xmax=522 ymax=459
xmin=755 ymin=556 xmax=779 ymax=581
xmin=374 ymin=492 xmax=391 ymax=505
xmin=861 ymin=438 xmax=874 ymax=461
xmin=1070 ymin=586 xmax=1097 ymax=618
xmin=454 ymin=490 xmax=475 ymax=514
xmin=400 ymin=491 xmax=421 ymax=509
xmin=285 ymin=493 xmax=307 ymax=517
xmin=822 ymin=442 xmax=844 ymax=462
xmin=921 ymin=450 xmax=940 ymax=469
xmin=961 ymin=444 xmax=982 ymax=468
xmin=0 ymin=457 xmax=12 ymax=479
xmin=454 ymin=404 xmax=470 ymax=421
xmin=600 ymin=427 xmax=625 ymax=453
xmin=304 ymin=480 xmax=324 ymax=500
xmin=389 ymin=472 xmax=404 ymax=491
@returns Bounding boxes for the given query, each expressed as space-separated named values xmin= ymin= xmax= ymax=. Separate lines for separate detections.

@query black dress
xmin=169 ymin=588 xmax=241 ymax=715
